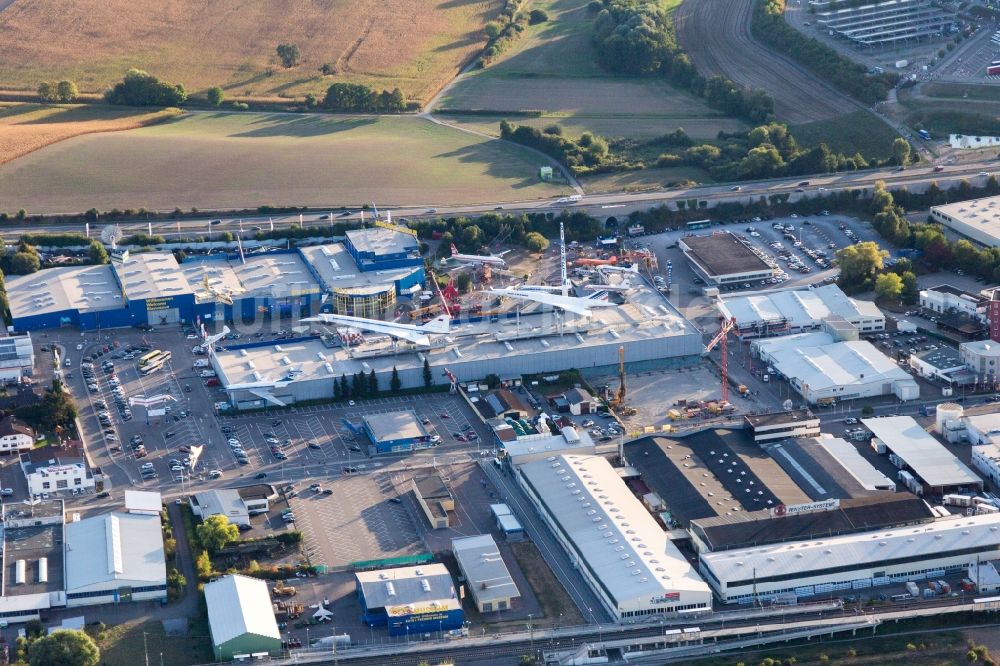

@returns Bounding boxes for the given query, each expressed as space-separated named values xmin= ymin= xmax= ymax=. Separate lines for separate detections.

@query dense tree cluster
xmin=17 ymin=380 xmax=78 ymax=433
xmin=500 ymin=121 xmax=611 ymax=175
xmin=1 ymin=241 xmax=41 ymax=275
xmin=105 ymin=69 xmax=187 ymax=107
xmin=752 ymin=0 xmax=896 ymax=104
xmin=590 ymin=0 xmax=774 ymax=123
xmin=322 ymin=83 xmax=405 ymax=113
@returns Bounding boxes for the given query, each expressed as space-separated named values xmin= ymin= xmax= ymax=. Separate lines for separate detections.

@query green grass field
xmin=579 ymin=166 xmax=712 ymax=194
xmin=436 ymin=0 xmax=741 ymax=144
xmin=790 ymin=111 xmax=901 ymax=161
xmin=0 ymin=112 xmax=569 ymax=214
xmin=92 ymin=620 xmax=214 ymax=666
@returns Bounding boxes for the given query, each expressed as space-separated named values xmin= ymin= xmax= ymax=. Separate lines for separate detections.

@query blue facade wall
xmin=356 ymin=583 xmax=464 ymax=635
xmin=396 ymin=268 xmax=425 ymax=295
xmin=345 ymin=233 xmax=422 ymax=273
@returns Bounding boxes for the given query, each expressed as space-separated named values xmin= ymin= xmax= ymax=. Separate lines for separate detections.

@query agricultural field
xmin=790 ymin=110 xmax=901 ymax=161
xmin=0 ymin=112 xmax=568 ymax=214
xmin=436 ymin=0 xmax=743 ymax=142
xmin=0 ymin=103 xmax=180 ymax=165
xmin=674 ymin=0 xmax=856 ymax=123
xmin=579 ymin=166 xmax=713 ymax=194
xmin=0 ymin=0 xmax=500 ymax=103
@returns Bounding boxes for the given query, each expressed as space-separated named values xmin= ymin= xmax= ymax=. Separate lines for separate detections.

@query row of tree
xmin=752 ymin=0 xmax=897 ymax=105
xmin=590 ymin=0 xmax=775 ymax=123
xmin=656 ymin=123 xmax=910 ymax=181
xmin=322 ymin=83 xmax=406 ymax=113
xmin=37 ymin=80 xmax=77 ymax=103
xmin=482 ymin=0 xmax=531 ymax=63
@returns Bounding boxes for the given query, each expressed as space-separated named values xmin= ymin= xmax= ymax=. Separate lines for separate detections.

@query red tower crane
xmin=704 ymin=317 xmax=737 ymax=404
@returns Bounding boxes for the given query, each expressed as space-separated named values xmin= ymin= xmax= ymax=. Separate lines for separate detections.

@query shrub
xmin=529 ymin=8 xmax=549 ymax=24
xmin=106 ymin=69 xmax=186 ymax=107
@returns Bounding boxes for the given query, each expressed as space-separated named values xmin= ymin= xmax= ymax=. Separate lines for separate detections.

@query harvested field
xmin=0 ymin=103 xmax=179 ymax=165
xmin=674 ymin=0 xmax=856 ymax=123
xmin=438 ymin=0 xmax=741 ymax=144
xmin=0 ymin=0 xmax=500 ymax=103
xmin=0 ymin=112 xmax=568 ymax=214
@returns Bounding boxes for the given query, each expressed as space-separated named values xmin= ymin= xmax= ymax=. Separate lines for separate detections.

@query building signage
xmin=374 ymin=219 xmax=417 ymax=237
xmin=145 ymin=297 xmax=172 ymax=311
xmin=387 ymin=604 xmax=451 ymax=617
xmin=650 ymin=592 xmax=681 ymax=605
xmin=771 ymin=498 xmax=840 ymax=517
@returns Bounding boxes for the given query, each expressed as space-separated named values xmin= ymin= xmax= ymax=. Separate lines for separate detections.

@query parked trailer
xmin=943 ymin=494 xmax=974 ymax=508
xmin=906 ymin=581 xmax=920 ymax=596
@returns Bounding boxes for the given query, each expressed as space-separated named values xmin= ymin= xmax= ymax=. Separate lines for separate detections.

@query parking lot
xmin=290 ymin=473 xmax=423 ymax=568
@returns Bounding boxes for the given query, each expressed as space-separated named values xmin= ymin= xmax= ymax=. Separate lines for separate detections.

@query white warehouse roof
xmin=862 ymin=416 xmax=982 ymax=488
xmin=756 ymin=334 xmax=915 ymax=392
xmin=519 ymin=454 xmax=710 ymax=608
xmin=65 ymin=513 xmax=166 ymax=593
xmin=702 ymin=511 xmax=1000 ymax=586
xmin=452 ymin=534 xmax=520 ymax=605
xmin=204 ymin=575 xmax=280 ymax=647
xmin=720 ymin=284 xmax=881 ymax=329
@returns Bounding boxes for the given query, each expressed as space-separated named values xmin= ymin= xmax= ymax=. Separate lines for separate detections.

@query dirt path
xmin=674 ymin=0 xmax=857 ymax=123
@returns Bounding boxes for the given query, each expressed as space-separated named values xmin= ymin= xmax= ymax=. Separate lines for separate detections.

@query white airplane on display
xmin=449 ymin=244 xmax=509 ymax=268
xmin=490 ymin=287 xmax=617 ymax=317
xmin=301 ymin=313 xmax=451 ymax=346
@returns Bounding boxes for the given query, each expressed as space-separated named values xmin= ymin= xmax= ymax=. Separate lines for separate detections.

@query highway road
xmin=10 ymin=160 xmax=1000 ymax=242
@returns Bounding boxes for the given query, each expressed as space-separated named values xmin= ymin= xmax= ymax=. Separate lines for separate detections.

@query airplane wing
xmin=302 ymin=313 xmax=449 ymax=346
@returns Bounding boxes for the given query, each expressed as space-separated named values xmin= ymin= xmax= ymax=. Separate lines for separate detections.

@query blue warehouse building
xmin=301 ymin=227 xmax=424 ymax=319
xmin=7 ymin=250 xmax=196 ymax=332
xmin=7 ymin=232 xmax=421 ymax=333
xmin=355 ymin=564 xmax=464 ymax=636
xmin=362 ymin=410 xmax=433 ymax=454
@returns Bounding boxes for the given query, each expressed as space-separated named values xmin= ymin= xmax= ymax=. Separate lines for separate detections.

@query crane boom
xmin=703 ymin=317 xmax=737 ymax=405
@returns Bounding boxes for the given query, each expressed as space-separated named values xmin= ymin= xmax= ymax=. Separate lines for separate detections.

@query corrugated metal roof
xmin=205 ymin=575 xmax=280 ymax=646
xmin=519 ymin=454 xmax=710 ymax=606
xmin=720 ymin=285 xmax=881 ymax=329
xmin=756 ymin=334 xmax=914 ymax=392
xmin=702 ymin=512 xmax=1000 ymax=585
xmin=64 ymin=513 xmax=165 ymax=592
xmin=863 ymin=416 xmax=981 ymax=488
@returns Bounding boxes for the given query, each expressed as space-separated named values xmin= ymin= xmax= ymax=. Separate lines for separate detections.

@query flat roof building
xmin=689 ymin=493 xmax=933 ymax=554
xmin=518 ymin=454 xmax=712 ymax=620
xmin=500 ymin=428 xmax=596 ymax=465
xmin=205 ymin=575 xmax=282 ymax=661
xmin=862 ymin=416 xmax=982 ymax=493
xmin=344 ymin=226 xmax=423 ymax=272
xmin=814 ymin=0 xmax=953 ymax=47
xmin=452 ymin=534 xmax=520 ymax=613
xmin=744 ymin=410 xmax=820 ymax=443
xmin=7 ymin=264 xmax=124 ymax=331
xmin=214 ymin=284 xmax=703 ymax=410
xmin=413 ymin=474 xmax=453 ymax=529
xmin=679 ymin=233 xmax=774 ymax=286
xmin=123 ymin=490 xmax=162 ymax=515
xmin=753 ymin=333 xmax=919 ymax=404
xmin=355 ymin=563 xmax=464 ymax=636
xmin=363 ymin=410 xmax=431 ymax=454
xmin=931 ymin=196 xmax=1000 ymax=247
xmin=720 ymin=284 xmax=884 ymax=337
xmin=64 ymin=512 xmax=167 ymax=607
xmin=909 ymin=346 xmax=970 ymax=384
xmin=700 ymin=512 xmax=1000 ymax=604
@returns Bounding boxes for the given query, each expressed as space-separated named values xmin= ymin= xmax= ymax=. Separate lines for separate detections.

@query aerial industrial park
xmin=7 ymin=0 xmax=1000 ymax=665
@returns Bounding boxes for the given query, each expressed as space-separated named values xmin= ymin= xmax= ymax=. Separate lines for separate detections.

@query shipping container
xmin=906 ymin=581 xmax=920 ymax=596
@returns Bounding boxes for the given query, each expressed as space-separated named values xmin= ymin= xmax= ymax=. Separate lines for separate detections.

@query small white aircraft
xmin=302 ymin=312 xmax=450 ymax=346
xmin=449 ymin=243 xmax=509 ymax=268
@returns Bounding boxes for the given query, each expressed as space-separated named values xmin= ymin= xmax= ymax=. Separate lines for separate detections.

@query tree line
xmin=322 ymin=83 xmax=406 ymax=113
xmin=752 ymin=0 xmax=897 ymax=105
xmin=499 ymin=121 xmax=614 ymax=175
xmin=590 ymin=0 xmax=775 ymax=123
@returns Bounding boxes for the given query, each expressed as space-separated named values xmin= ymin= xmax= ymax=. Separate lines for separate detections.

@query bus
xmin=139 ymin=351 xmax=172 ymax=375
xmin=686 ymin=219 xmax=711 ymax=230
xmin=138 ymin=350 xmax=164 ymax=367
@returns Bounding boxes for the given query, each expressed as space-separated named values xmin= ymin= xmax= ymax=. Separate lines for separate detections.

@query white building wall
xmin=961 ymin=342 xmax=1000 ymax=378
xmin=972 ymin=444 xmax=1000 ymax=487
xmin=920 ymin=289 xmax=985 ymax=321
xmin=704 ymin=547 xmax=993 ymax=604
xmin=27 ymin=465 xmax=94 ymax=496
xmin=0 ymin=434 xmax=33 ymax=453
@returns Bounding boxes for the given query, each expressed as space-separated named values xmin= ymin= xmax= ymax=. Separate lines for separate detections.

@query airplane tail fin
xmin=421 ymin=314 xmax=451 ymax=334
xmin=450 ymin=243 xmax=459 ymax=257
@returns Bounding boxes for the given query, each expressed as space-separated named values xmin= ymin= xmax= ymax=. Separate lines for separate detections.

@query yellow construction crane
xmin=612 ymin=345 xmax=626 ymax=407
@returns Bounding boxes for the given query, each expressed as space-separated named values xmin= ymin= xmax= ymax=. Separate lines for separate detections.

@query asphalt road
xmin=14 ymin=160 xmax=998 ymax=242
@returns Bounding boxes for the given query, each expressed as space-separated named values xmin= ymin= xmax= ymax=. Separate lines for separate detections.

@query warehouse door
xmin=151 ymin=308 xmax=180 ymax=325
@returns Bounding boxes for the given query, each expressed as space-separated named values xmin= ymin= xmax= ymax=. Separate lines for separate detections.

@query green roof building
xmin=205 ymin=574 xmax=282 ymax=661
